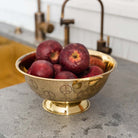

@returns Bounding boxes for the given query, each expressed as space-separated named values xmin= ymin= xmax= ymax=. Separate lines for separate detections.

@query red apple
xmin=82 ymin=65 xmax=104 ymax=78
xmin=27 ymin=66 xmax=32 ymax=74
xmin=53 ymin=64 xmax=63 ymax=76
xmin=59 ymin=43 xmax=89 ymax=74
xmin=89 ymin=55 xmax=106 ymax=71
xmin=55 ymin=71 xmax=77 ymax=79
xmin=36 ymin=40 xmax=63 ymax=64
xmin=28 ymin=60 xmax=54 ymax=78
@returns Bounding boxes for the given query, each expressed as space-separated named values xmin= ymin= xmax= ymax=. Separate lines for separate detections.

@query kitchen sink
xmin=0 ymin=36 xmax=35 ymax=89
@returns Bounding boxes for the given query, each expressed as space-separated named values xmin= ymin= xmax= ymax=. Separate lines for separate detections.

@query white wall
xmin=0 ymin=0 xmax=138 ymax=63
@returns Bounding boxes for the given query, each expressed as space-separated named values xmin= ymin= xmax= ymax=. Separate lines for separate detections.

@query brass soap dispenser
xmin=35 ymin=0 xmax=54 ymax=42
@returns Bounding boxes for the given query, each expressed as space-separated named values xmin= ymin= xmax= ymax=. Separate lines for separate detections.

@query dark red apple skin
xmin=59 ymin=43 xmax=89 ymax=74
xmin=28 ymin=60 xmax=54 ymax=78
xmin=81 ymin=65 xmax=104 ymax=78
xmin=89 ymin=56 xmax=105 ymax=71
xmin=27 ymin=66 xmax=32 ymax=74
xmin=36 ymin=40 xmax=63 ymax=64
xmin=55 ymin=71 xmax=77 ymax=79
xmin=53 ymin=64 xmax=63 ymax=76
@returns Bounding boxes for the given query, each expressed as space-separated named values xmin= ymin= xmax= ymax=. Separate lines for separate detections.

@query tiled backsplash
xmin=0 ymin=0 xmax=138 ymax=63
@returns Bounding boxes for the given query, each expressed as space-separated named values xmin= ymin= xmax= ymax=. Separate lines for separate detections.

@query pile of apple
xmin=27 ymin=40 xmax=105 ymax=79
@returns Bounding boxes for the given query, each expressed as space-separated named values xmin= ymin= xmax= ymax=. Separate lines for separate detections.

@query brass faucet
xmin=60 ymin=0 xmax=75 ymax=46
xmin=97 ymin=0 xmax=112 ymax=54
xmin=35 ymin=0 xmax=54 ymax=42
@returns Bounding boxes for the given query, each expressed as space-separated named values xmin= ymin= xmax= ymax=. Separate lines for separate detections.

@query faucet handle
xmin=39 ymin=22 xmax=54 ymax=34
xmin=47 ymin=24 xmax=54 ymax=33
xmin=107 ymin=36 xmax=110 ymax=47
xmin=40 ymin=5 xmax=54 ymax=34
xmin=60 ymin=19 xmax=74 ymax=25
xmin=106 ymin=36 xmax=112 ymax=54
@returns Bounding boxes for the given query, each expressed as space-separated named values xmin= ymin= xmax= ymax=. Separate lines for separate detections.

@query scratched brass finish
xmin=16 ymin=50 xmax=116 ymax=115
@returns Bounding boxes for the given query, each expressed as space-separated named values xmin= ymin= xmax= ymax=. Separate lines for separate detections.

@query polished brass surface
xmin=35 ymin=0 xmax=54 ymax=42
xmin=16 ymin=50 xmax=116 ymax=115
xmin=60 ymin=0 xmax=75 ymax=46
xmin=97 ymin=0 xmax=112 ymax=54
xmin=43 ymin=100 xmax=90 ymax=115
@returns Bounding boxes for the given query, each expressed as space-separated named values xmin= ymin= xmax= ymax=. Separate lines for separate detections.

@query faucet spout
xmin=97 ymin=0 xmax=112 ymax=54
xmin=61 ymin=0 xmax=69 ymax=19
xmin=60 ymin=0 xmax=75 ymax=46
xmin=97 ymin=0 xmax=104 ymax=41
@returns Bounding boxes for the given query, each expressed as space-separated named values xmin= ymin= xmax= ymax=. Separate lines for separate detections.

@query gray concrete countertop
xmin=0 ymin=57 xmax=138 ymax=138
xmin=0 ymin=22 xmax=138 ymax=138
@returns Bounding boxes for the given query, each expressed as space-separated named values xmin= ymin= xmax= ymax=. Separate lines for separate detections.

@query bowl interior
xmin=17 ymin=50 xmax=116 ymax=78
